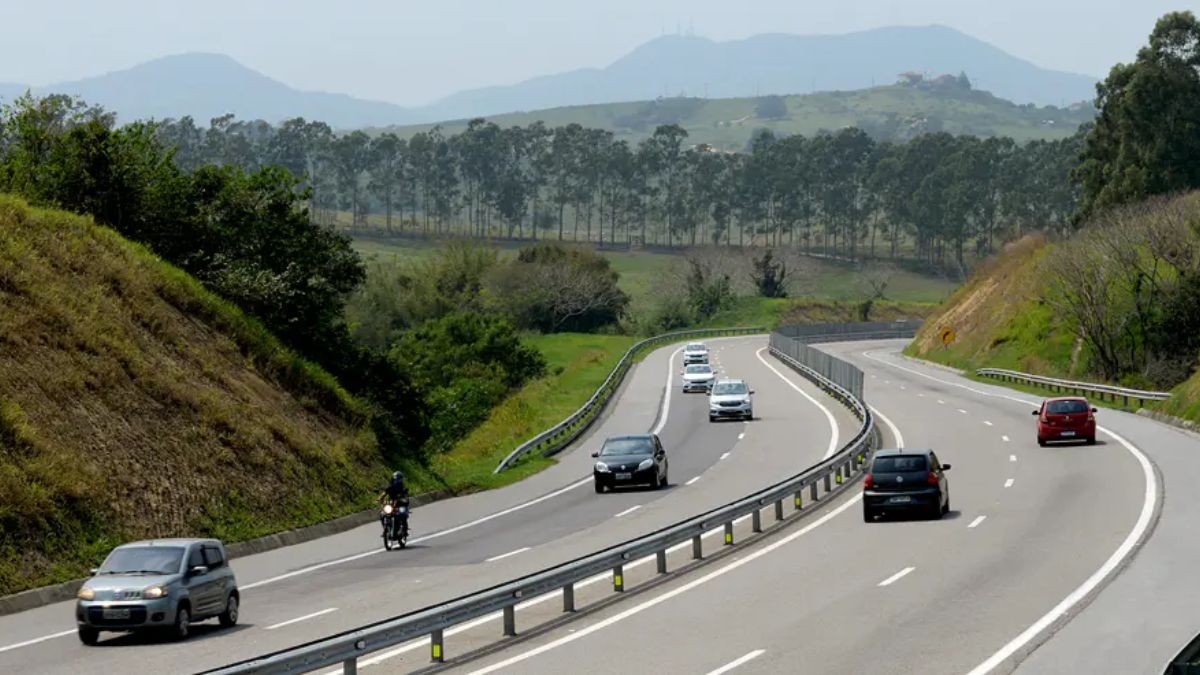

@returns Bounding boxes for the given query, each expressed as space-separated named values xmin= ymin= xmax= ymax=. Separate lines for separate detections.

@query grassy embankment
xmin=906 ymin=232 xmax=1200 ymax=422
xmin=355 ymin=236 xmax=948 ymax=483
xmin=0 ymin=195 xmax=453 ymax=596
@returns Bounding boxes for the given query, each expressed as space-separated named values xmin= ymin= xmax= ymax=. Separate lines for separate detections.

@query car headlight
xmin=144 ymin=585 xmax=167 ymax=599
xmin=77 ymin=587 xmax=95 ymax=601
xmin=595 ymin=461 xmax=610 ymax=473
xmin=638 ymin=458 xmax=653 ymax=471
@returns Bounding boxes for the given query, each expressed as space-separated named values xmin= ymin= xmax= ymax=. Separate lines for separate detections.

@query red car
xmin=1034 ymin=397 xmax=1097 ymax=446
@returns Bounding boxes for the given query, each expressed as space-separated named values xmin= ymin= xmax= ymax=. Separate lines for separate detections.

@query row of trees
xmin=153 ymin=115 xmax=1083 ymax=274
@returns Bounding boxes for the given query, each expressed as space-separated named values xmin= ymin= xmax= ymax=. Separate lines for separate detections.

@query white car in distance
xmin=682 ymin=342 xmax=709 ymax=365
xmin=681 ymin=363 xmax=717 ymax=393
xmin=709 ymin=379 xmax=754 ymax=422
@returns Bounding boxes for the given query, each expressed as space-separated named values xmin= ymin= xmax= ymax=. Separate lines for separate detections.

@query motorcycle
xmin=380 ymin=498 xmax=410 ymax=550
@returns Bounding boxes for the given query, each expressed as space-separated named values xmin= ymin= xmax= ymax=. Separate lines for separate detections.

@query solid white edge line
xmin=857 ymin=349 xmax=1159 ymax=675
xmin=264 ymin=607 xmax=338 ymax=631
xmin=870 ymin=404 xmax=906 ymax=447
xmin=877 ymin=566 xmax=916 ymax=587
xmin=0 ymin=629 xmax=75 ymax=654
xmin=1004 ymin=479 xmax=1015 ymax=488
xmin=968 ymin=515 xmax=987 ymax=529
xmin=652 ymin=347 xmax=685 ymax=435
xmin=486 ymin=547 xmax=531 ymax=563
xmin=686 ymin=476 xmax=701 ymax=486
xmin=706 ymin=649 xmax=767 ymax=675
xmin=754 ymin=347 xmax=840 ymax=458
xmin=466 ymin=494 xmax=866 ymax=675
xmin=614 ymin=505 xmax=641 ymax=518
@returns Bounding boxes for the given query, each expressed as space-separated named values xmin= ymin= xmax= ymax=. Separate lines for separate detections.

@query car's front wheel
xmin=219 ymin=594 xmax=239 ymax=628
xmin=77 ymin=626 xmax=99 ymax=646
xmin=594 ymin=481 xmax=605 ymax=494
xmin=170 ymin=606 xmax=191 ymax=641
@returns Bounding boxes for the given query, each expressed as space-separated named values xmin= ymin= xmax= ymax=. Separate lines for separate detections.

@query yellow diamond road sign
xmin=939 ymin=327 xmax=956 ymax=346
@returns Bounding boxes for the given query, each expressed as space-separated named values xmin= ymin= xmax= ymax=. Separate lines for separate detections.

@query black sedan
xmin=593 ymin=434 xmax=669 ymax=493
xmin=862 ymin=448 xmax=951 ymax=521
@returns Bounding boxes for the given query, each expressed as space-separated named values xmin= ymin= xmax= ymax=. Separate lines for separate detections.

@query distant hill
xmin=0 ymin=194 xmax=383 ymax=595
xmin=0 ymin=26 xmax=1097 ymax=130
xmin=0 ymin=53 xmax=416 ymax=129
xmin=417 ymin=26 xmax=1098 ymax=120
xmin=376 ymin=84 xmax=1096 ymax=150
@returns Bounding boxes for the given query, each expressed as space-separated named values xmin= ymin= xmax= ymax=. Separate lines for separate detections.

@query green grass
xmin=428 ymin=333 xmax=637 ymax=492
xmin=367 ymin=85 xmax=1094 ymax=152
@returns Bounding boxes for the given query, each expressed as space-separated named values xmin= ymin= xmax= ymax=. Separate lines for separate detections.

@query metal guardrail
xmin=493 ymin=326 xmax=765 ymax=473
xmin=976 ymin=368 xmax=1171 ymax=407
xmin=777 ymin=320 xmax=924 ymax=345
xmin=203 ymin=331 xmax=878 ymax=675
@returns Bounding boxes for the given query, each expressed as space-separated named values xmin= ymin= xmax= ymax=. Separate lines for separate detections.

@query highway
xmin=425 ymin=340 xmax=1173 ymax=675
xmin=0 ymin=335 xmax=862 ymax=674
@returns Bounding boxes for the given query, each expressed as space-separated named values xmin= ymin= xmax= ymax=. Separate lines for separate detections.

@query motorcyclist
xmin=379 ymin=470 xmax=409 ymax=506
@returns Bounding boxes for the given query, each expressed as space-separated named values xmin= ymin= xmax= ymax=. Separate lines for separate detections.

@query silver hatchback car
xmin=75 ymin=538 xmax=239 ymax=644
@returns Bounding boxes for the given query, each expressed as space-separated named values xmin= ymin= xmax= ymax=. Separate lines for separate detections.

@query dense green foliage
xmin=487 ymin=244 xmax=629 ymax=332
xmin=152 ymin=110 xmax=1083 ymax=276
xmin=1075 ymin=11 xmax=1200 ymax=220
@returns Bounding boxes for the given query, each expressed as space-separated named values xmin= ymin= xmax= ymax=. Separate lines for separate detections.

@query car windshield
xmin=99 ymin=546 xmax=185 ymax=575
xmin=712 ymin=382 xmax=747 ymax=395
xmin=686 ymin=343 xmax=705 ymax=352
xmin=600 ymin=438 xmax=654 ymax=456
xmin=872 ymin=455 xmax=928 ymax=473
xmin=1047 ymin=400 xmax=1089 ymax=414
xmin=685 ymin=365 xmax=712 ymax=374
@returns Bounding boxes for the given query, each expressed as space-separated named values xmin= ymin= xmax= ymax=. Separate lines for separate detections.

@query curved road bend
xmin=0 ymin=336 xmax=860 ymax=674
xmin=443 ymin=340 xmax=1164 ymax=675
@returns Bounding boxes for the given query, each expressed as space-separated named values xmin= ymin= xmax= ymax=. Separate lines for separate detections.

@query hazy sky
xmin=0 ymin=0 xmax=1182 ymax=106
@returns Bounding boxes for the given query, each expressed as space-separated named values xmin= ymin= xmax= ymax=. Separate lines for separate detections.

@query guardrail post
xmin=613 ymin=565 xmax=625 ymax=592
xmin=724 ymin=521 xmax=734 ymax=546
xmin=1123 ymin=394 xmax=1129 ymax=406
xmin=810 ymin=482 xmax=819 ymax=502
xmin=824 ymin=473 xmax=833 ymax=493
xmin=656 ymin=549 xmax=668 ymax=574
xmin=563 ymin=583 xmax=575 ymax=612
xmin=776 ymin=500 xmax=785 ymax=520
xmin=503 ymin=605 xmax=517 ymax=636
xmin=752 ymin=509 xmax=762 ymax=533
xmin=693 ymin=535 xmax=703 ymax=560
xmin=431 ymin=629 xmax=444 ymax=663
xmin=343 ymin=658 xmax=358 ymax=675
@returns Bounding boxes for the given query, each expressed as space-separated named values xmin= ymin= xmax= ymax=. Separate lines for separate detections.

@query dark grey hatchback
xmin=592 ymin=434 xmax=669 ymax=493
xmin=862 ymin=449 xmax=950 ymax=521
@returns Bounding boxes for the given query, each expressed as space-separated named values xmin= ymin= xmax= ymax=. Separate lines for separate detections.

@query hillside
xmin=421 ymin=27 xmax=1098 ymax=120
xmin=0 ymin=53 xmax=415 ymax=129
xmin=0 ymin=196 xmax=391 ymax=595
xmin=907 ymin=196 xmax=1200 ymax=424
xmin=375 ymin=84 xmax=1093 ymax=150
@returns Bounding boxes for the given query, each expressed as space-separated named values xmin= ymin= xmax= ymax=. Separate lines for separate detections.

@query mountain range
xmin=0 ymin=26 xmax=1099 ymax=129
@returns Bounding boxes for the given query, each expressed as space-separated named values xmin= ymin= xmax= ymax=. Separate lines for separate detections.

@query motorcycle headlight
xmin=637 ymin=458 xmax=653 ymax=471
xmin=595 ymin=461 xmax=610 ymax=473
xmin=144 ymin=585 xmax=167 ymax=599
xmin=382 ymin=504 xmax=394 ymax=515
xmin=77 ymin=587 xmax=95 ymax=601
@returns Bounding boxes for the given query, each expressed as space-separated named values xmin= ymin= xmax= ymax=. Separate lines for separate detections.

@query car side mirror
xmin=591 ymin=452 xmax=599 ymax=458
xmin=1031 ymin=410 xmax=1039 ymax=416
xmin=941 ymin=464 xmax=951 ymax=471
xmin=1091 ymin=407 xmax=1098 ymax=413
xmin=188 ymin=565 xmax=208 ymax=577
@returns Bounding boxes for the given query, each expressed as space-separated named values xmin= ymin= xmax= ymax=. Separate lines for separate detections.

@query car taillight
xmin=927 ymin=471 xmax=938 ymax=486
xmin=863 ymin=474 xmax=873 ymax=488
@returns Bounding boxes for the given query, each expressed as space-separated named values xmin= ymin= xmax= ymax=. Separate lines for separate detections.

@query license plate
xmin=615 ymin=473 xmax=632 ymax=480
xmin=1060 ymin=431 xmax=1076 ymax=437
xmin=888 ymin=496 xmax=912 ymax=504
xmin=103 ymin=608 xmax=131 ymax=620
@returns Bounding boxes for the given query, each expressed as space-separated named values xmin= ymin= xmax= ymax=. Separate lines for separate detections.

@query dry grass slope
xmin=0 ymin=195 xmax=385 ymax=595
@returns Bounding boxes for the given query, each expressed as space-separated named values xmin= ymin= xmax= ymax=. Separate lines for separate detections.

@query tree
xmin=486 ymin=243 xmax=629 ymax=332
xmin=750 ymin=248 xmax=788 ymax=298
xmin=754 ymin=95 xmax=788 ymax=120
xmin=1074 ymin=11 xmax=1200 ymax=220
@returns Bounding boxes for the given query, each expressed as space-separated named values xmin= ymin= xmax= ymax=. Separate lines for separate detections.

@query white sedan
xmin=681 ymin=363 xmax=717 ymax=393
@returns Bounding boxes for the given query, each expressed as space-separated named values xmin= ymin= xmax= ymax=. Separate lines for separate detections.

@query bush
xmin=423 ymin=377 xmax=509 ymax=455
xmin=390 ymin=312 xmax=545 ymax=391
xmin=486 ymin=243 xmax=628 ymax=333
